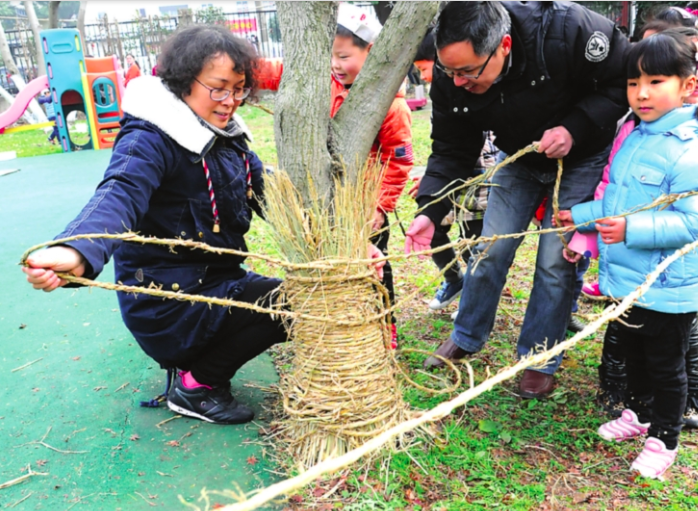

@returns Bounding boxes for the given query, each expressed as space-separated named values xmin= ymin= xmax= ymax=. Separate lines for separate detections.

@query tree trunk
xmin=49 ymin=1 xmax=61 ymax=29
xmin=0 ymin=22 xmax=21 ymax=77
xmin=24 ymin=1 xmax=46 ymax=76
xmin=0 ymin=20 xmax=47 ymax=123
xmin=77 ymin=1 xmax=87 ymax=45
xmin=332 ymin=1 xmax=439 ymax=186
xmin=274 ymin=2 xmax=336 ymax=208
xmin=274 ymin=1 xmax=438 ymax=207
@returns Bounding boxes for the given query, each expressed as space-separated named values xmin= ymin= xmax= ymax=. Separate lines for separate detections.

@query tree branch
xmin=332 ymin=1 xmax=439 ymax=187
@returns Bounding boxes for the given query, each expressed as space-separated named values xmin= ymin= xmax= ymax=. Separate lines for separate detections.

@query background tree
xmin=274 ymin=1 xmax=438 ymax=207
xmin=23 ymin=1 xmax=46 ymax=76
xmin=48 ymin=1 xmax=60 ymax=29
xmin=0 ymin=19 xmax=46 ymax=123
xmin=77 ymin=1 xmax=86 ymax=45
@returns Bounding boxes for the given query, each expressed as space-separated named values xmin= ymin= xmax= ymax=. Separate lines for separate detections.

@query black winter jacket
xmin=417 ymin=1 xmax=630 ymax=224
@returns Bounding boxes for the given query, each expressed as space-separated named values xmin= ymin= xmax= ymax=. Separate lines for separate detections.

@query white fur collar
xmin=121 ymin=76 xmax=253 ymax=154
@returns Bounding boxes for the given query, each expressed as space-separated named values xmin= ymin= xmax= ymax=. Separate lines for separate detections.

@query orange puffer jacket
xmin=330 ymin=76 xmax=413 ymax=213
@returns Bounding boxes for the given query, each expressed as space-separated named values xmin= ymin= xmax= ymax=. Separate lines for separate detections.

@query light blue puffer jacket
xmin=572 ymin=105 xmax=698 ymax=313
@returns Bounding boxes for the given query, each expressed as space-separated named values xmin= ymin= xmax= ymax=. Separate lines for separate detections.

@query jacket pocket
xmin=140 ymin=266 xmax=206 ymax=295
xmin=629 ymin=166 xmax=665 ymax=206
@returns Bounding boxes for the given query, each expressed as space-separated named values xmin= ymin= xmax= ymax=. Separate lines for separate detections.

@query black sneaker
xmin=567 ymin=315 xmax=585 ymax=334
xmin=167 ymin=376 xmax=254 ymax=425
xmin=684 ymin=394 xmax=698 ymax=429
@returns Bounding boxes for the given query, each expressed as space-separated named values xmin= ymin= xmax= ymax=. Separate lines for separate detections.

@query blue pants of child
xmin=450 ymin=147 xmax=608 ymax=375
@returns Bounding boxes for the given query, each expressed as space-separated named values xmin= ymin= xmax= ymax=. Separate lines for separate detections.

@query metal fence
xmin=1 ymin=6 xmax=283 ymax=83
xmin=1 ymin=1 xmax=646 ymax=88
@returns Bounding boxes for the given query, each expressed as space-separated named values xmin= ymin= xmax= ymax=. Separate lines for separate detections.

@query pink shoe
xmin=631 ymin=437 xmax=678 ymax=479
xmin=581 ymin=282 xmax=607 ymax=301
xmin=598 ymin=409 xmax=650 ymax=442
xmin=390 ymin=324 xmax=398 ymax=350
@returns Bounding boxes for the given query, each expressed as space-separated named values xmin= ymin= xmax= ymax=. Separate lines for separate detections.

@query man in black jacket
xmin=405 ymin=1 xmax=629 ymax=398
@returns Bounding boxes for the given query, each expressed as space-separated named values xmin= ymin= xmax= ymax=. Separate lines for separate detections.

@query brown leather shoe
xmin=519 ymin=369 xmax=555 ymax=399
xmin=423 ymin=338 xmax=472 ymax=369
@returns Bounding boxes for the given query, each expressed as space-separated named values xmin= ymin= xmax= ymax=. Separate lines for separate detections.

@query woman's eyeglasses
xmin=195 ymin=78 xmax=251 ymax=101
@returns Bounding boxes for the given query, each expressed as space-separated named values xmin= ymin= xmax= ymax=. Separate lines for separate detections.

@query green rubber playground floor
xmin=0 ymin=151 xmax=282 ymax=510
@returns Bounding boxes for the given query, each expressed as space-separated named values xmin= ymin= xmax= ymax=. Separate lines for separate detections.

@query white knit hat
xmin=337 ymin=3 xmax=382 ymax=43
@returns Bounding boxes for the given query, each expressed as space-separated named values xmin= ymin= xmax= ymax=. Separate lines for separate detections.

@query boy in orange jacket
xmin=331 ymin=3 xmax=413 ymax=347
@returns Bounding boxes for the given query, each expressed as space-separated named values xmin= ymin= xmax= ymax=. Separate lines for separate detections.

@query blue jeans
xmin=451 ymin=147 xmax=608 ymax=374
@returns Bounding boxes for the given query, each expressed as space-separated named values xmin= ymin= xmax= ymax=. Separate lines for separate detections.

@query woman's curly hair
xmin=157 ymin=24 xmax=259 ymax=103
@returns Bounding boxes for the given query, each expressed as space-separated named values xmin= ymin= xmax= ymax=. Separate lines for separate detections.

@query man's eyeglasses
xmin=435 ymin=46 xmax=498 ymax=80
xmin=195 ymin=78 xmax=251 ymax=101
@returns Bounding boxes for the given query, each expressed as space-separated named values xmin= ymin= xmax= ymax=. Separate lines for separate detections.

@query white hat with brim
xmin=337 ymin=3 xmax=382 ymax=43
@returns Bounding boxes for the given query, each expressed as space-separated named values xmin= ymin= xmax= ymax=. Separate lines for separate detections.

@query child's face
xmin=183 ymin=53 xmax=246 ymax=129
xmin=627 ymin=71 xmax=696 ymax=122
xmin=331 ymin=35 xmax=371 ymax=86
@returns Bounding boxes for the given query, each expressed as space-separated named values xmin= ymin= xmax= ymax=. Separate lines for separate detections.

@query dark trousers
xmin=570 ymin=256 xmax=590 ymax=314
xmin=48 ymin=116 xmax=58 ymax=141
xmin=431 ymin=219 xmax=484 ymax=284
xmin=189 ymin=275 xmax=287 ymax=386
xmin=613 ymin=306 xmax=694 ymax=449
xmin=370 ymin=215 xmax=395 ymax=321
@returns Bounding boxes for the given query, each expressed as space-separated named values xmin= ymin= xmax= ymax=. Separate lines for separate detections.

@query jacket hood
xmin=121 ymin=76 xmax=252 ymax=155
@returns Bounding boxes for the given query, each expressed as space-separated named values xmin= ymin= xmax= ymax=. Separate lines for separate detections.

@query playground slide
xmin=0 ymin=75 xmax=49 ymax=132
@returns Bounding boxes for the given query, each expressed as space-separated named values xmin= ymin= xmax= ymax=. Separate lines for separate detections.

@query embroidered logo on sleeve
xmin=394 ymin=144 xmax=414 ymax=163
xmin=585 ymin=31 xmax=610 ymax=62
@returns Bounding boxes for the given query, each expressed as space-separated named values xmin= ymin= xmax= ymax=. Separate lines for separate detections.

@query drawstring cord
xmin=202 ymin=158 xmax=221 ymax=233
xmin=139 ymin=367 xmax=176 ymax=408
xmin=203 ymin=153 xmax=253 ymax=233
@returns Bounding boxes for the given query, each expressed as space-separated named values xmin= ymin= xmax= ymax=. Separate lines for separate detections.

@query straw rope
xmin=278 ymin=267 xmax=410 ymax=468
xmin=190 ymin=237 xmax=698 ymax=511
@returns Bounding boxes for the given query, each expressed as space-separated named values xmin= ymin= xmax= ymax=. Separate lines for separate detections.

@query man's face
xmin=436 ymin=35 xmax=511 ymax=95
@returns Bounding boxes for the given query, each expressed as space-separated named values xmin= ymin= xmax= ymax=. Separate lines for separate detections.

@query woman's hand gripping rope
xmin=22 ymin=246 xmax=86 ymax=292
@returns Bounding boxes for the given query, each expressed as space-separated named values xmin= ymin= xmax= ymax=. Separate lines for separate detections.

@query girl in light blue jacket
xmin=560 ymin=31 xmax=698 ymax=480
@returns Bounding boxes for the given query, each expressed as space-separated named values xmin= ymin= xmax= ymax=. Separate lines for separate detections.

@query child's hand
xmin=407 ymin=177 xmax=421 ymax=199
xmin=562 ymin=248 xmax=582 ymax=263
xmin=404 ymin=215 xmax=435 ymax=259
xmin=371 ymin=209 xmax=385 ymax=231
xmin=596 ymin=216 xmax=626 ymax=244
xmin=555 ymin=210 xmax=574 ymax=227
xmin=368 ymin=244 xmax=385 ymax=280
xmin=23 ymin=246 xmax=86 ymax=292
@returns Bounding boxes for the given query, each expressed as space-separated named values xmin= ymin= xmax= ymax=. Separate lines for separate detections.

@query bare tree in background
xmin=77 ymin=1 xmax=87 ymax=44
xmin=49 ymin=1 xmax=61 ymax=29
xmin=24 ymin=1 xmax=46 ymax=76
xmin=274 ymin=1 xmax=438 ymax=207
xmin=0 ymin=19 xmax=47 ymax=123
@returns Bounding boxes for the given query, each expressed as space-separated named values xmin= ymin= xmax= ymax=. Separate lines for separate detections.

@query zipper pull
xmin=500 ymin=92 xmax=504 ymax=104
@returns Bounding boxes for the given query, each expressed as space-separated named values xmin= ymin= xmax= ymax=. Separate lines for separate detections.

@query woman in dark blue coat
xmin=22 ymin=25 xmax=287 ymax=425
